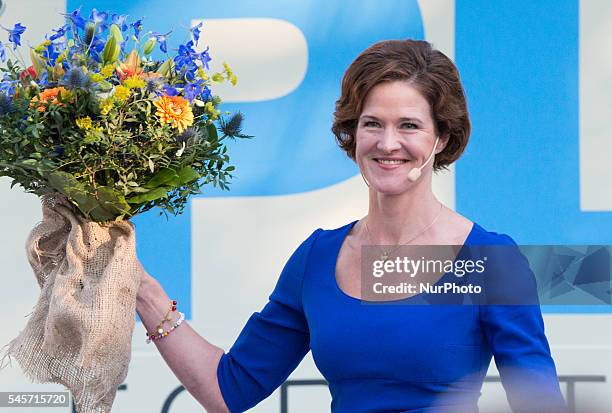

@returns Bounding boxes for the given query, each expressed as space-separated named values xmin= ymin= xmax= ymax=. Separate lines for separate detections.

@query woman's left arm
xmin=479 ymin=237 xmax=569 ymax=413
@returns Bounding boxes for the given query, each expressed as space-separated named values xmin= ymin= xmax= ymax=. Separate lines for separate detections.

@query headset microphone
xmin=407 ymin=136 xmax=440 ymax=182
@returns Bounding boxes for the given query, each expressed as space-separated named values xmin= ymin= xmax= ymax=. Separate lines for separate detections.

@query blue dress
xmin=216 ymin=221 xmax=568 ymax=412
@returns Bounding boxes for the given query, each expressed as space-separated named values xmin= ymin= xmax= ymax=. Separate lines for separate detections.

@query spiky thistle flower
xmin=219 ymin=112 xmax=252 ymax=139
xmin=0 ymin=93 xmax=14 ymax=115
xmin=175 ymin=126 xmax=201 ymax=145
xmin=144 ymin=76 xmax=163 ymax=95
xmin=61 ymin=67 xmax=92 ymax=90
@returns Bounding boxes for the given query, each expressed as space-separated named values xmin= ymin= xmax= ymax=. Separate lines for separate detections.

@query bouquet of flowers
xmin=0 ymin=8 xmax=250 ymax=412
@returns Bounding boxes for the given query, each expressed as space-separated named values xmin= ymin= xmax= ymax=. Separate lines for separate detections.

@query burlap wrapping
xmin=2 ymin=193 xmax=143 ymax=412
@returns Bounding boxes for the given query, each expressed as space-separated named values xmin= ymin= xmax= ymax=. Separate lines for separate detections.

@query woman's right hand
xmin=132 ymin=260 xmax=230 ymax=413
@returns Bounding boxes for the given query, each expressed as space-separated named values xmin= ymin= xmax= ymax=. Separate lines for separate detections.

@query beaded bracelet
xmin=146 ymin=311 xmax=185 ymax=344
xmin=146 ymin=300 xmax=182 ymax=344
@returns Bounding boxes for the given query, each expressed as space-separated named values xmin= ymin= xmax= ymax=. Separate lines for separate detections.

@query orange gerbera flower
xmin=153 ymin=95 xmax=194 ymax=133
xmin=30 ymin=87 xmax=68 ymax=112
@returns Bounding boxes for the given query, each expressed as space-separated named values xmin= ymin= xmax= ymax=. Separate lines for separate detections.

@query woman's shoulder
xmin=290 ymin=221 xmax=355 ymax=254
xmin=470 ymin=221 xmax=519 ymax=246
xmin=305 ymin=220 xmax=357 ymax=239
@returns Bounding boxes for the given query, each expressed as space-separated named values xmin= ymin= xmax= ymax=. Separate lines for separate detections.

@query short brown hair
xmin=331 ymin=39 xmax=471 ymax=172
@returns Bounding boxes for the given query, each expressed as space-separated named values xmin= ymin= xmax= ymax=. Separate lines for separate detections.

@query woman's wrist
xmin=136 ymin=274 xmax=166 ymax=315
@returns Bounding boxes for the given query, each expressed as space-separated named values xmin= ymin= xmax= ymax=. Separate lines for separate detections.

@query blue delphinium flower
xmin=174 ymin=40 xmax=212 ymax=80
xmin=0 ymin=93 xmax=14 ymax=115
xmin=49 ymin=24 xmax=69 ymax=41
xmin=111 ymin=14 xmax=129 ymax=32
xmin=90 ymin=9 xmax=108 ymax=25
xmin=163 ymin=85 xmax=179 ymax=96
xmin=0 ymin=42 xmax=5 ymax=63
xmin=43 ymin=43 xmax=60 ymax=66
xmin=151 ymin=31 xmax=170 ymax=53
xmin=86 ymin=34 xmax=106 ymax=63
xmin=42 ymin=25 xmax=69 ymax=66
xmin=183 ymin=79 xmax=204 ymax=103
xmin=37 ymin=72 xmax=50 ymax=88
xmin=0 ymin=74 xmax=16 ymax=96
xmin=174 ymin=40 xmax=196 ymax=70
xmin=191 ymin=21 xmax=203 ymax=44
xmin=200 ymin=85 xmax=212 ymax=101
xmin=4 ymin=23 xmax=26 ymax=49
xmin=199 ymin=46 xmax=211 ymax=70
xmin=63 ymin=7 xmax=86 ymax=30
xmin=131 ymin=19 xmax=143 ymax=38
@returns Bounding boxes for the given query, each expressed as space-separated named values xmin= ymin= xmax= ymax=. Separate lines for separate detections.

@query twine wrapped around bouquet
xmin=3 ymin=193 xmax=143 ymax=412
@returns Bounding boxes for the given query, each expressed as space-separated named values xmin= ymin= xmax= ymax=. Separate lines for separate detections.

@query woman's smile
xmin=373 ymin=157 xmax=411 ymax=170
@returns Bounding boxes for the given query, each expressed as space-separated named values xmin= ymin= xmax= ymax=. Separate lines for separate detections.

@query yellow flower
xmin=211 ymin=72 xmax=224 ymax=82
xmin=34 ymin=40 xmax=52 ymax=53
xmin=89 ymin=73 xmax=105 ymax=83
xmin=203 ymin=101 xmax=220 ymax=120
xmin=100 ymin=64 xmax=116 ymax=78
xmin=153 ymin=95 xmax=194 ymax=133
xmin=123 ymin=75 xmax=145 ymax=89
xmin=197 ymin=67 xmax=209 ymax=81
xmin=114 ymin=85 xmax=131 ymax=102
xmin=222 ymin=62 xmax=237 ymax=85
xmin=76 ymin=116 xmax=93 ymax=130
xmin=99 ymin=98 xmax=115 ymax=115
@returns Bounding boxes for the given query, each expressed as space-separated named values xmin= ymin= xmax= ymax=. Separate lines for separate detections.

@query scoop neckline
xmin=332 ymin=219 xmax=478 ymax=303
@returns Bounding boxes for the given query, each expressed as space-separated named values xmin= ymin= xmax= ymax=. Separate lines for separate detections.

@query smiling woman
xmin=136 ymin=39 xmax=569 ymax=413
xmin=332 ymin=40 xmax=470 ymax=172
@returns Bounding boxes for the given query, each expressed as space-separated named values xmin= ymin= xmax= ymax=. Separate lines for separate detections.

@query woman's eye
xmin=363 ymin=121 xmax=381 ymax=128
xmin=401 ymin=122 xmax=418 ymax=129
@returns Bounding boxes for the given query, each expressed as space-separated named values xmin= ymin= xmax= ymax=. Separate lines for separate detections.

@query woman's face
xmin=355 ymin=80 xmax=445 ymax=195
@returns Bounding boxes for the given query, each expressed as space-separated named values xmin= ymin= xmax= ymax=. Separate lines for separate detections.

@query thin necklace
xmin=362 ymin=203 xmax=445 ymax=263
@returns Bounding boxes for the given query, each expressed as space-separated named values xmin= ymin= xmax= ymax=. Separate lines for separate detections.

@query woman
xmin=136 ymin=40 xmax=568 ymax=412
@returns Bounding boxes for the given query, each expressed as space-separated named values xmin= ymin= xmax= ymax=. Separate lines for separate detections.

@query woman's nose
xmin=376 ymin=129 xmax=402 ymax=152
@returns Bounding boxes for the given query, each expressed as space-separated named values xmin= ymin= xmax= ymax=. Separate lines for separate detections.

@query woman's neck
xmin=365 ymin=180 xmax=443 ymax=244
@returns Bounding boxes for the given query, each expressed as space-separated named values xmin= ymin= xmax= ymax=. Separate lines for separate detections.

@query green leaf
xmin=143 ymin=167 xmax=177 ymax=189
xmin=206 ymin=124 xmax=218 ymax=141
xmin=176 ymin=166 xmax=200 ymax=185
xmin=47 ymin=172 xmax=98 ymax=216
xmin=94 ymin=186 xmax=131 ymax=215
xmin=88 ymin=205 xmax=116 ymax=222
xmin=126 ymin=186 xmax=170 ymax=204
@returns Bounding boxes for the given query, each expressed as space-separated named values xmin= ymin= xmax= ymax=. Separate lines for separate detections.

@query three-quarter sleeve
xmin=216 ymin=228 xmax=322 ymax=413
xmin=479 ymin=234 xmax=568 ymax=413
